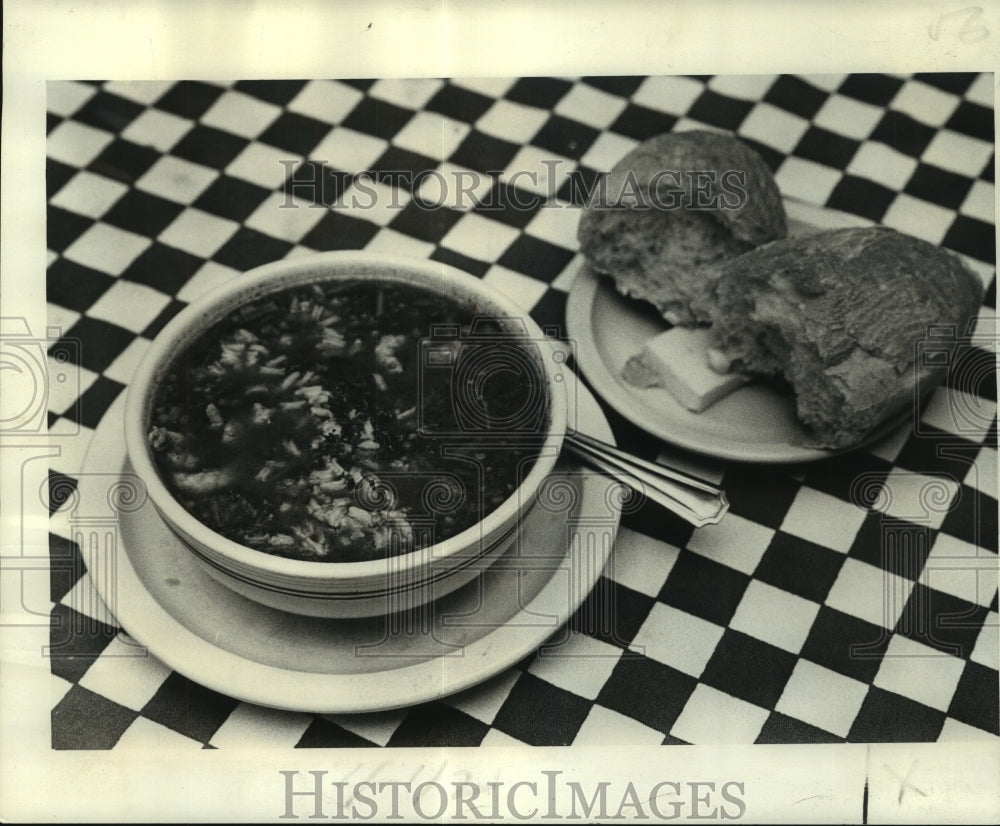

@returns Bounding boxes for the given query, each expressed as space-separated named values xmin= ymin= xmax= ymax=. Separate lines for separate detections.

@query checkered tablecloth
xmin=44 ymin=74 xmax=997 ymax=749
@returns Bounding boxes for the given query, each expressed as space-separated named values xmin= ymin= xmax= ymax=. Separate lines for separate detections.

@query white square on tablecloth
xmin=308 ymin=127 xmax=388 ymax=174
xmin=50 ymin=171 xmax=128 ymax=219
xmin=960 ymin=180 xmax=995 ymax=224
xmin=392 ymin=110 xmax=471 ymax=162
xmin=964 ymin=445 xmax=997 ymax=497
xmin=601 ymin=527 xmax=680 ymax=598
xmin=452 ymin=77 xmax=517 ymax=98
xmin=102 ymin=337 xmax=152 ymax=385
xmin=526 ymin=202 xmax=584 ymax=250
xmin=363 ymin=227 xmax=435 ymax=259
xmin=555 ymin=83 xmax=628 ymax=129
xmin=104 ymin=80 xmax=176 ymax=105
xmin=775 ymin=659 xmax=869 ymax=737
xmin=579 ymin=131 xmax=638 ymax=174
xmin=971 ymin=612 xmax=999 ymax=670
xmin=479 ymin=728 xmax=527 ymax=747
xmin=288 ymin=80 xmax=365 ymax=124
xmin=115 ymin=716 xmax=205 ymax=750
xmin=336 ymin=179 xmax=408 ymax=226
xmin=825 ymin=557 xmax=914 ymax=630
xmin=417 ymin=162 xmax=493 ymax=210
xmin=121 ymin=108 xmax=192 ymax=154
xmin=573 ymin=704 xmax=667 ymax=746
xmin=938 ymin=716 xmax=1000 ymax=742
xmin=729 ymin=580 xmax=821 ymax=654
xmin=812 ymin=94 xmax=884 ymax=140
xmin=46 ymin=304 xmax=82 ymax=340
xmin=876 ymin=468 xmax=961 ymax=529
xmin=136 ymin=155 xmax=219 ymax=204
xmin=47 ymin=80 xmax=98 ymax=117
xmin=77 ymin=635 xmax=173 ymax=712
xmin=920 ymin=385 xmax=996 ymax=444
xmin=245 ymin=192 xmax=330 ymax=241
xmin=158 ymin=207 xmax=241 ymax=258
xmin=630 ymin=602 xmax=724 ymax=678
xmin=922 ymin=129 xmax=994 ymax=177
xmin=780 ymin=486 xmax=867 ymax=553
xmin=440 ymin=212 xmax=520 ymax=261
xmin=176 ymin=260 xmax=242 ymax=303
xmin=873 ymin=634 xmax=966 ymax=712
xmin=670 ymin=684 xmax=769 ymax=745
xmin=773 ymin=156 xmax=843 ymax=205
xmin=528 ymin=630 xmax=623 ymax=700
xmin=47 ymin=120 xmax=114 ymax=167
xmin=880 ymin=193 xmax=954 ymax=246
xmin=846 ymin=141 xmax=919 ymax=191
xmin=322 ymin=709 xmax=407 ymax=747
xmin=226 ymin=141 xmax=300 ymax=190
xmin=890 ymin=80 xmax=961 ymax=127
xmin=85 ymin=280 xmax=172 ymax=333
xmin=482 ymin=265 xmax=549 ymax=309
xmin=709 ymin=75 xmax=779 ymax=100
xmin=63 ymin=222 xmax=152 ymax=276
xmin=921 ymin=533 xmax=998 ymax=609
xmin=200 ymin=90 xmax=282 ymax=139
xmin=207 ymin=702 xmax=313 ymax=749
xmin=444 ymin=669 xmax=521 ymax=725
xmin=737 ymin=103 xmax=810 ymax=153
xmin=964 ymin=73 xmax=994 ymax=107
xmin=632 ymin=76 xmax=704 ymax=116
xmin=685 ymin=513 xmax=773 ymax=575
xmin=476 ymin=99 xmax=550 ymax=145
xmin=369 ymin=78 xmax=444 ymax=110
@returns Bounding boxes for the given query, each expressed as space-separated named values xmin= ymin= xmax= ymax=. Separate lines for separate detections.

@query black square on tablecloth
xmin=981 ymin=153 xmax=994 ymax=182
xmin=473 ymin=180 xmax=543 ymax=228
xmin=792 ymin=126 xmax=861 ymax=170
xmin=172 ymin=124 xmax=250 ymax=169
xmin=583 ymin=76 xmax=646 ymax=98
xmin=429 ymin=246 xmax=490 ymax=278
xmin=102 ymin=189 xmax=185 ymax=238
xmin=449 ymin=130 xmax=520 ymax=175
xmin=946 ymin=100 xmax=994 ymax=142
xmin=658 ymin=552 xmax=749 ymax=627
xmin=701 ymin=630 xmax=798 ymax=709
xmin=72 ymin=91 xmax=145 ymax=134
xmin=756 ymin=531 xmax=845 ymax=604
xmin=904 ymin=163 xmax=976 ymax=210
xmin=531 ymin=114 xmax=600 ymax=161
xmin=48 ymin=603 xmax=118 ymax=684
xmin=825 ymin=175 xmax=896 ymax=223
xmin=370 ymin=145 xmax=440 ymax=192
xmin=895 ymin=583 xmax=990 ymax=658
xmin=948 ymin=661 xmax=1000 ymax=735
xmin=341 ymin=95 xmax=414 ymax=141
xmin=939 ymin=486 xmax=998 ymax=552
xmin=491 ymin=672 xmax=592 ymax=745
xmin=686 ymin=89 xmax=755 ymax=132
xmin=212 ymin=226 xmax=294 ymax=270
xmin=528 ymin=289 xmax=569 ymax=336
xmin=52 ymin=685 xmax=138 ymax=750
xmin=141 ymin=672 xmax=240 ymax=744
xmin=610 ymin=103 xmax=678 ymax=142
xmin=68 ymin=376 xmax=126 ymax=430
xmin=847 ymin=686 xmax=945 ymax=742
xmin=755 ymin=711 xmax=844 ymax=744
xmin=869 ymin=110 xmax=937 ymax=158
xmin=913 ymin=73 xmax=979 ymax=95
xmin=56 ymin=317 xmax=133 ymax=373
xmin=142 ymin=299 xmax=189 ymax=340
xmin=301 ymin=209 xmax=380 ymax=251
xmin=122 ymin=242 xmax=201 ymax=294
xmin=154 ymin=81 xmax=226 ymax=119
xmin=505 ymin=77 xmax=573 ymax=110
xmin=497 ymin=234 xmax=575 ymax=282
xmin=295 ymin=717 xmax=376 ymax=748
xmin=47 ymin=206 xmax=94 ymax=254
xmin=195 ymin=174 xmax=273 ymax=221
xmin=47 ymin=159 xmax=78 ymax=198
xmin=387 ymin=200 xmax=461 ymax=244
xmin=846 ymin=513 xmax=934 ymax=580
xmin=88 ymin=139 xmax=160 ymax=184
xmin=732 ymin=136 xmax=785 ymax=175
xmin=341 ymin=78 xmax=376 ymax=92
xmin=802 ymin=451 xmax=893 ymax=505
xmin=47 ymin=470 xmax=78 ymax=516
xmin=556 ymin=165 xmax=603 ymax=207
xmin=837 ymin=74 xmax=905 ymax=107
xmin=281 ymin=162 xmax=353 ymax=208
xmin=596 ymin=656 xmax=697 ymax=735
xmin=426 ymin=83 xmax=495 ymax=124
xmin=47 ymin=112 xmax=63 ymax=134
xmin=258 ymin=110 xmax=330 ymax=156
xmin=800 ymin=605 xmax=890 ymax=683
xmin=234 ymin=79 xmax=309 ymax=106
xmin=764 ymin=75 xmax=827 ymax=119
xmin=895 ymin=427 xmax=981 ymax=480
xmin=570 ymin=577 xmax=656 ymax=649
xmin=943 ymin=343 xmax=997 ymax=401
xmin=49 ymin=532 xmax=85 ymax=603
xmin=943 ymin=214 xmax=995 ymax=264
xmin=721 ymin=465 xmax=800 ymax=529
xmin=387 ymin=702 xmax=490 ymax=747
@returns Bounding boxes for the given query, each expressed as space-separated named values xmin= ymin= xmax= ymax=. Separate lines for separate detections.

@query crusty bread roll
xmin=706 ymin=226 xmax=984 ymax=448
xmin=577 ymin=130 xmax=787 ymax=325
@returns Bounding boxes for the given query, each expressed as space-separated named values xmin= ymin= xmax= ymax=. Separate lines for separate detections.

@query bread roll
xmin=577 ymin=130 xmax=787 ymax=324
xmin=706 ymin=226 xmax=984 ymax=448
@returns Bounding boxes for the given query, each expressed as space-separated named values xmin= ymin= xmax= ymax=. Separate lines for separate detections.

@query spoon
xmin=564 ymin=428 xmax=728 ymax=527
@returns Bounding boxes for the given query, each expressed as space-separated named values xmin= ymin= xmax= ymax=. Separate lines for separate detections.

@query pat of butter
xmin=638 ymin=327 xmax=746 ymax=412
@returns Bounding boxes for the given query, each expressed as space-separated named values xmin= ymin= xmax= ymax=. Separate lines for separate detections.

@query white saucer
xmin=77 ymin=380 xmax=621 ymax=713
xmin=566 ymin=198 xmax=912 ymax=463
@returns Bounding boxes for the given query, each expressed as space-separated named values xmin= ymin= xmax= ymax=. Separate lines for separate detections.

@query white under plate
xmin=566 ymin=198 xmax=912 ymax=464
xmin=77 ymin=382 xmax=621 ymax=713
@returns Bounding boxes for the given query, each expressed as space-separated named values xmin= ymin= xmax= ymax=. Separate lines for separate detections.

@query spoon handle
xmin=565 ymin=428 xmax=729 ymax=527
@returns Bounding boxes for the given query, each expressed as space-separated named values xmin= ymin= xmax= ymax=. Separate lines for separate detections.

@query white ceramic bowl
xmin=124 ymin=252 xmax=567 ymax=618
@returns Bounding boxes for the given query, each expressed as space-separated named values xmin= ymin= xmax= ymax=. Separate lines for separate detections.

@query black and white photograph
xmin=2 ymin=1 xmax=998 ymax=823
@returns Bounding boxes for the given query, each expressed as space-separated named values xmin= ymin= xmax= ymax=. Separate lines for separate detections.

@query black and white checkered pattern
xmin=46 ymin=74 xmax=997 ymax=749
